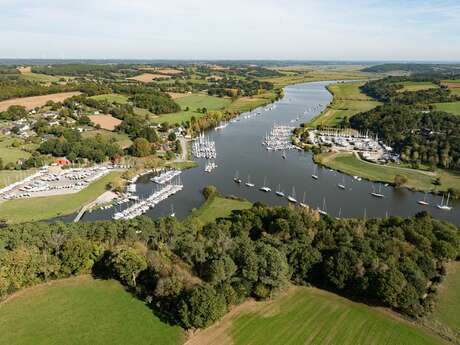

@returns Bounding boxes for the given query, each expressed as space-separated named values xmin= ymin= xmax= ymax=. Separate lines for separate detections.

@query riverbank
xmin=314 ymin=151 xmax=460 ymax=195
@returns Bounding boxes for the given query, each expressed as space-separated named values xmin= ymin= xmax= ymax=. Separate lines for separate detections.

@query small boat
xmin=371 ymin=184 xmax=384 ymax=198
xmin=317 ymin=198 xmax=327 ymax=215
xmin=338 ymin=176 xmax=345 ymax=190
xmin=275 ymin=184 xmax=285 ymax=197
xmin=300 ymin=192 xmax=307 ymax=208
xmin=245 ymin=175 xmax=255 ymax=187
xmin=437 ymin=193 xmax=452 ymax=211
xmin=336 ymin=207 xmax=342 ymax=220
xmin=417 ymin=193 xmax=429 ymax=206
xmin=170 ymin=205 xmax=175 ymax=217
xmin=282 ymin=151 xmax=287 ymax=159
xmin=312 ymin=166 xmax=318 ymax=180
xmin=259 ymin=177 xmax=271 ymax=192
xmin=233 ymin=171 xmax=242 ymax=184
xmin=287 ymin=187 xmax=297 ymax=203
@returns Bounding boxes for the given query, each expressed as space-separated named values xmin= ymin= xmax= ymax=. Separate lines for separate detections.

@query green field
xmin=19 ymin=72 xmax=63 ymax=83
xmin=90 ymin=93 xmax=129 ymax=104
xmin=0 ymin=137 xmax=31 ymax=165
xmin=190 ymin=286 xmax=444 ymax=345
xmin=226 ymin=91 xmax=278 ymax=113
xmin=434 ymin=102 xmax=460 ymax=116
xmin=0 ymin=169 xmax=36 ymax=188
xmin=309 ymin=82 xmax=381 ymax=127
xmin=81 ymin=130 xmax=133 ymax=149
xmin=188 ymin=194 xmax=252 ymax=225
xmin=153 ymin=94 xmax=231 ymax=124
xmin=0 ymin=276 xmax=184 ymax=345
xmin=0 ymin=171 xmax=123 ymax=223
xmin=431 ymin=262 xmax=460 ymax=337
xmin=315 ymin=152 xmax=460 ymax=193
xmin=398 ymin=81 xmax=439 ymax=92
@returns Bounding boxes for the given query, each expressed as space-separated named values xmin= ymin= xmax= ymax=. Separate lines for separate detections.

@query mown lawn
xmin=309 ymin=82 xmax=381 ymax=127
xmin=434 ymin=102 xmax=460 ymax=116
xmin=0 ymin=276 xmax=184 ymax=345
xmin=153 ymin=94 xmax=231 ymax=124
xmin=0 ymin=171 xmax=123 ymax=223
xmin=190 ymin=286 xmax=444 ymax=345
xmin=398 ymin=81 xmax=439 ymax=92
xmin=188 ymin=194 xmax=252 ymax=226
xmin=316 ymin=152 xmax=460 ymax=192
xmin=432 ymin=262 xmax=460 ymax=335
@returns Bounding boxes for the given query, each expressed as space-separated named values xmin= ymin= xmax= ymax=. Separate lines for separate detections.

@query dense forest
xmin=0 ymin=202 xmax=458 ymax=329
xmin=351 ymin=77 xmax=460 ymax=171
xmin=362 ymin=63 xmax=460 ymax=75
xmin=31 ymin=64 xmax=140 ymax=79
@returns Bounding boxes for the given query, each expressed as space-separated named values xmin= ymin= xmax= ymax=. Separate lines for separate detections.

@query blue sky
xmin=0 ymin=0 xmax=459 ymax=60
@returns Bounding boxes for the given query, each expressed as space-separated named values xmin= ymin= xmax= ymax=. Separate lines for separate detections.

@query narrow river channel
xmin=76 ymin=81 xmax=459 ymax=225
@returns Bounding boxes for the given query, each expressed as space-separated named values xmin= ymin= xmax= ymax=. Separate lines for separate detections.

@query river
xmin=77 ymin=81 xmax=459 ymax=225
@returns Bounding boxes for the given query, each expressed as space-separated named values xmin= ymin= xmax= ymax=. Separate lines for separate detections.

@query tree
xmin=394 ymin=174 xmax=408 ymax=187
xmin=109 ymin=246 xmax=147 ymax=287
xmin=130 ymin=138 xmax=151 ymax=157
xmin=202 ymin=185 xmax=217 ymax=199
xmin=179 ymin=285 xmax=227 ymax=329
xmin=59 ymin=238 xmax=96 ymax=275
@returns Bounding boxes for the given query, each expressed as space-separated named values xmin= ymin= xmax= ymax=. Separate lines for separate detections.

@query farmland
xmin=128 ymin=73 xmax=172 ymax=83
xmin=81 ymin=130 xmax=133 ymax=149
xmin=434 ymin=102 xmax=460 ymax=116
xmin=153 ymin=94 xmax=231 ymax=124
xmin=315 ymin=152 xmax=460 ymax=192
xmin=186 ymin=286 xmax=444 ymax=345
xmin=0 ymin=276 xmax=184 ymax=345
xmin=90 ymin=93 xmax=129 ymax=104
xmin=0 ymin=171 xmax=123 ymax=223
xmin=88 ymin=114 xmax=122 ymax=131
xmin=0 ymin=91 xmax=82 ymax=111
xmin=397 ymin=81 xmax=439 ymax=92
xmin=442 ymin=80 xmax=460 ymax=96
xmin=309 ymin=81 xmax=381 ymax=127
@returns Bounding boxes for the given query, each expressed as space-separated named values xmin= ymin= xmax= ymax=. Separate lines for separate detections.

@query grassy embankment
xmin=186 ymin=286 xmax=445 ymax=345
xmin=308 ymin=81 xmax=381 ymax=127
xmin=0 ymin=276 xmax=184 ymax=345
xmin=315 ymin=152 xmax=460 ymax=193
xmin=188 ymin=193 xmax=252 ymax=226
xmin=0 ymin=171 xmax=123 ymax=223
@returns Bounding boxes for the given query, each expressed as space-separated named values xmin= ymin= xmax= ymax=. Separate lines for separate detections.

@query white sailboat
xmin=245 ymin=175 xmax=255 ymax=187
xmin=260 ymin=177 xmax=271 ymax=192
xmin=275 ymin=184 xmax=285 ymax=197
xmin=300 ymin=192 xmax=307 ymax=208
xmin=170 ymin=204 xmax=175 ymax=217
xmin=312 ymin=166 xmax=318 ymax=180
xmin=318 ymin=198 xmax=327 ymax=215
xmin=233 ymin=170 xmax=242 ymax=184
xmin=336 ymin=207 xmax=342 ymax=220
xmin=437 ymin=193 xmax=452 ymax=211
xmin=287 ymin=187 xmax=297 ymax=203
xmin=338 ymin=176 xmax=345 ymax=190
xmin=371 ymin=184 xmax=384 ymax=198
xmin=417 ymin=192 xmax=429 ymax=206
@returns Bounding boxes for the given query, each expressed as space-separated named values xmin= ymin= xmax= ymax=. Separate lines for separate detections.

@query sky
xmin=0 ymin=0 xmax=459 ymax=61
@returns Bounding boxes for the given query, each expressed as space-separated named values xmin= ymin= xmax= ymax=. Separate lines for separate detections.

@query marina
xmin=71 ymin=81 xmax=458 ymax=225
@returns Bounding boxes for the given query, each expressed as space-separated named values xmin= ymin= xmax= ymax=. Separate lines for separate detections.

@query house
xmin=55 ymin=158 xmax=70 ymax=166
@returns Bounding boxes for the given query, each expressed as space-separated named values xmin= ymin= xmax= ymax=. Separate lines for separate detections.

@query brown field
xmin=206 ymin=75 xmax=224 ymax=81
xmin=167 ymin=92 xmax=189 ymax=99
xmin=128 ymin=73 xmax=172 ymax=83
xmin=17 ymin=66 xmax=32 ymax=73
xmin=140 ymin=67 xmax=183 ymax=75
xmin=0 ymin=92 xmax=81 ymax=112
xmin=88 ymin=114 xmax=122 ymax=131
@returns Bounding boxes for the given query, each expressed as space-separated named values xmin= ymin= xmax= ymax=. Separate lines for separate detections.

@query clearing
xmin=0 ymin=91 xmax=81 ymax=111
xmin=0 ymin=276 xmax=184 ymax=345
xmin=309 ymin=81 xmax=381 ymax=127
xmin=88 ymin=114 xmax=122 ymax=131
xmin=188 ymin=194 xmax=252 ymax=226
xmin=81 ymin=130 xmax=133 ymax=149
xmin=397 ymin=81 xmax=439 ymax=92
xmin=0 ymin=137 xmax=31 ymax=165
xmin=153 ymin=94 xmax=231 ymax=124
xmin=315 ymin=152 xmax=460 ymax=193
xmin=0 ymin=171 xmax=123 ymax=223
xmin=90 ymin=93 xmax=129 ymax=104
xmin=186 ymin=286 xmax=444 ymax=345
xmin=434 ymin=102 xmax=460 ymax=116
xmin=128 ymin=73 xmax=172 ymax=83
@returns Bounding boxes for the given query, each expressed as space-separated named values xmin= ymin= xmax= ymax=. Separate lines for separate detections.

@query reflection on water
xmin=77 ymin=81 xmax=459 ymax=225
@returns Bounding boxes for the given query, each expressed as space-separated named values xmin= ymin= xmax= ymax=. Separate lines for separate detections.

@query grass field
xmin=434 ymin=102 xmax=460 ymax=116
xmin=19 ymin=72 xmax=63 ymax=83
xmin=0 ymin=276 xmax=184 ymax=345
xmin=90 ymin=93 xmax=129 ymax=104
xmin=431 ymin=262 xmax=460 ymax=337
xmin=0 ymin=171 xmax=123 ymax=223
xmin=81 ymin=130 xmax=132 ymax=149
xmin=0 ymin=169 xmax=36 ymax=188
xmin=309 ymin=82 xmax=381 ymax=127
xmin=315 ymin=152 xmax=460 ymax=192
xmin=0 ymin=137 xmax=31 ymax=165
xmin=188 ymin=194 xmax=252 ymax=226
xmin=186 ymin=286 xmax=444 ymax=345
xmin=397 ymin=81 xmax=439 ymax=92
xmin=153 ymin=94 xmax=231 ymax=124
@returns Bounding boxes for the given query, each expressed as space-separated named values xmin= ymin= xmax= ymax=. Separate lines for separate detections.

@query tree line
xmin=0 ymin=202 xmax=458 ymax=329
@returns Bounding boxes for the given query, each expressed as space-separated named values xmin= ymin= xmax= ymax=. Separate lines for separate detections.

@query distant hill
xmin=363 ymin=63 xmax=460 ymax=74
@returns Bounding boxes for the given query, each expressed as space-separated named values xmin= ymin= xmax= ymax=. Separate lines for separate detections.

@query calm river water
xmin=77 ymin=81 xmax=459 ymax=225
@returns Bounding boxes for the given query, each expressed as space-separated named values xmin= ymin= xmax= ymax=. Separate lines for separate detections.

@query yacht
xmin=312 ymin=166 xmax=318 ymax=180
xmin=233 ymin=171 xmax=242 ymax=184
xmin=275 ymin=184 xmax=285 ymax=197
xmin=287 ymin=187 xmax=297 ymax=203
xmin=245 ymin=175 xmax=255 ymax=187
xmin=417 ymin=193 xmax=429 ymax=206
xmin=371 ymin=184 xmax=384 ymax=198
xmin=260 ymin=177 xmax=271 ymax=192
xmin=300 ymin=192 xmax=307 ymax=208
xmin=317 ymin=198 xmax=328 ymax=216
xmin=338 ymin=176 xmax=346 ymax=190
xmin=437 ymin=193 xmax=452 ymax=211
